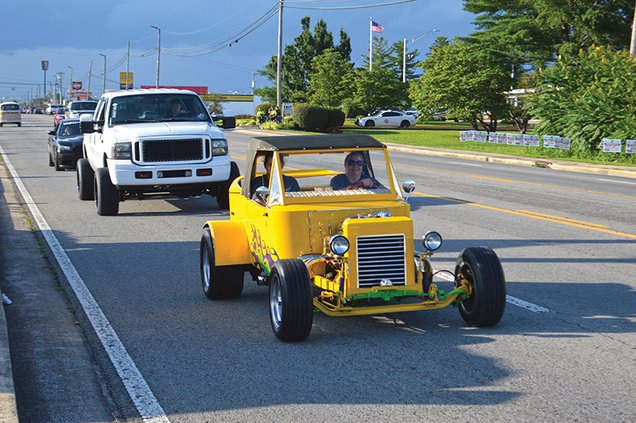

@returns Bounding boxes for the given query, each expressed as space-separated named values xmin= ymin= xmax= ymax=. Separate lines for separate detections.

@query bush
xmin=259 ymin=121 xmax=284 ymax=130
xmin=292 ymin=103 xmax=344 ymax=131
xmin=327 ymin=109 xmax=345 ymax=129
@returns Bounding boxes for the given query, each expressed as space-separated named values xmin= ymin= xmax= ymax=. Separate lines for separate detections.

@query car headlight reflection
xmin=329 ymin=235 xmax=350 ymax=255
xmin=423 ymin=231 xmax=442 ymax=252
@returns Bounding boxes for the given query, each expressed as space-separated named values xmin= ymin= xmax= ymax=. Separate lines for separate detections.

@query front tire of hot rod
xmin=269 ymin=259 xmax=313 ymax=342
xmin=200 ymin=228 xmax=244 ymax=299
xmin=455 ymin=247 xmax=506 ymax=327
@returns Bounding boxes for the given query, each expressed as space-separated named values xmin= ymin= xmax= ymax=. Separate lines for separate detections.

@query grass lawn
xmin=339 ymin=122 xmax=635 ymax=167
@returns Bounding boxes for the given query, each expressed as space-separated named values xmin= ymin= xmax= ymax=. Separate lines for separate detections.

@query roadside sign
xmin=626 ymin=140 xmax=636 ymax=154
xmin=119 ymin=72 xmax=133 ymax=90
xmin=41 ymin=60 xmax=49 ymax=71
xmin=600 ymin=138 xmax=622 ymax=153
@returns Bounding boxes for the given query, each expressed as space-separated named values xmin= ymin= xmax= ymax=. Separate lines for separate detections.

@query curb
xmin=234 ymin=128 xmax=636 ymax=179
xmin=0 ymin=162 xmax=18 ymax=422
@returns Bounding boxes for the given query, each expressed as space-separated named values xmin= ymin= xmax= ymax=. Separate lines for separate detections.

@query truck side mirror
xmin=402 ymin=180 xmax=416 ymax=201
xmin=79 ymin=114 xmax=95 ymax=134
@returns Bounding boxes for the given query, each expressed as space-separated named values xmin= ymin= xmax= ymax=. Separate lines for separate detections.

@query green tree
xmin=257 ymin=17 xmax=351 ymax=103
xmin=390 ymin=40 xmax=421 ymax=82
xmin=348 ymin=66 xmax=409 ymax=113
xmin=409 ymin=36 xmax=510 ymax=132
xmin=527 ymin=46 xmax=636 ymax=157
xmin=309 ymin=49 xmax=355 ymax=108
xmin=464 ymin=0 xmax=634 ymax=71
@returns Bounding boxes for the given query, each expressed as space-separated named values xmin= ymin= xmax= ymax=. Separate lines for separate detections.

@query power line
xmin=286 ymin=0 xmax=417 ymax=10
xmin=162 ymin=0 xmax=257 ymax=35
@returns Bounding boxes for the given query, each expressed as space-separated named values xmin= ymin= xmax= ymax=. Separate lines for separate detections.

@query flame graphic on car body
xmin=250 ymin=225 xmax=279 ymax=275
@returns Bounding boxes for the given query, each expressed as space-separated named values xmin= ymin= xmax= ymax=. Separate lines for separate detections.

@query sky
xmin=0 ymin=0 xmax=476 ymax=114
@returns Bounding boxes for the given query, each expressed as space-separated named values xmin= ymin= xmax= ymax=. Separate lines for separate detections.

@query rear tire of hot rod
xmin=455 ymin=247 xmax=506 ymax=327
xmin=200 ymin=228 xmax=244 ymax=300
xmin=76 ymin=158 xmax=95 ymax=201
xmin=269 ymin=259 xmax=313 ymax=342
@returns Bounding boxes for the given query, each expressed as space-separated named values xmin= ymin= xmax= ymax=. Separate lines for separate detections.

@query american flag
xmin=371 ymin=21 xmax=384 ymax=33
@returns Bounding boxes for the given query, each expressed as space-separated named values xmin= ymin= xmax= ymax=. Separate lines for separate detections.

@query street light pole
xmin=151 ymin=26 xmax=161 ymax=88
xmin=276 ymin=1 xmax=284 ymax=111
xmin=99 ymin=54 xmax=106 ymax=95
xmin=403 ymin=29 xmax=438 ymax=83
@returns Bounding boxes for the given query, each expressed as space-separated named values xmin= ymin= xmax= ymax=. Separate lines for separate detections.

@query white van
xmin=0 ymin=102 xmax=22 ymax=127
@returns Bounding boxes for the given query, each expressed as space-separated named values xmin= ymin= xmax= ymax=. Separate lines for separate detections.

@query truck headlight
xmin=329 ymin=235 xmax=349 ymax=255
xmin=423 ymin=231 xmax=442 ymax=251
xmin=211 ymin=139 xmax=228 ymax=156
xmin=112 ymin=142 xmax=132 ymax=159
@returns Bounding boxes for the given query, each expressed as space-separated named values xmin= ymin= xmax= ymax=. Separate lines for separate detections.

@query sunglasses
xmin=347 ymin=160 xmax=365 ymax=166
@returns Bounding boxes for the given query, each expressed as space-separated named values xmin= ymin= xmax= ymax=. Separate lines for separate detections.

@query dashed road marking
xmin=435 ymin=270 xmax=552 ymax=313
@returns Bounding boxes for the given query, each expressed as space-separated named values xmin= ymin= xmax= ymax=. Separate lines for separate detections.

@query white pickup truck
xmin=78 ymin=89 xmax=238 ymax=215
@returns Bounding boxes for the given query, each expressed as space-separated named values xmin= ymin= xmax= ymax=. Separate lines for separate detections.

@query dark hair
xmin=263 ymin=151 xmax=285 ymax=166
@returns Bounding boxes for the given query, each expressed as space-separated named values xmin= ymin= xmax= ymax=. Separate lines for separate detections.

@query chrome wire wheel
xmin=269 ymin=275 xmax=283 ymax=330
xmin=202 ymin=245 xmax=211 ymax=293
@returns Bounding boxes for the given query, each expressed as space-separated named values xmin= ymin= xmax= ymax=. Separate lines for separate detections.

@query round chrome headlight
xmin=329 ymin=235 xmax=350 ymax=255
xmin=423 ymin=231 xmax=442 ymax=251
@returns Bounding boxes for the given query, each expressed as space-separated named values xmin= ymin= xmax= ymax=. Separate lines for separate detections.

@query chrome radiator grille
xmin=140 ymin=138 xmax=205 ymax=163
xmin=356 ymin=234 xmax=406 ymax=288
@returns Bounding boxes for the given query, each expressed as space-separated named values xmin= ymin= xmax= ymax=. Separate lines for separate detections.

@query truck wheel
xmin=455 ymin=247 xmax=506 ymax=327
xmin=76 ymin=158 xmax=95 ymax=200
xmin=199 ymin=228 xmax=244 ymax=299
xmin=215 ymin=161 xmax=240 ymax=210
xmin=269 ymin=259 xmax=313 ymax=342
xmin=94 ymin=168 xmax=119 ymax=216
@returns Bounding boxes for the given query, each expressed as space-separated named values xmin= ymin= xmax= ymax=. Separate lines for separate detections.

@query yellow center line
xmin=414 ymin=191 xmax=636 ymax=239
xmin=517 ymin=210 xmax=610 ymax=229
xmin=400 ymin=163 xmax=636 ymax=200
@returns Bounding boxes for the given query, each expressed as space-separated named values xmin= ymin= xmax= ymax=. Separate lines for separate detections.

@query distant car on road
xmin=0 ymin=102 xmax=22 ymax=127
xmin=48 ymin=118 xmax=83 ymax=170
xmin=53 ymin=108 xmax=66 ymax=127
xmin=355 ymin=110 xmax=416 ymax=128
xmin=65 ymin=100 xmax=97 ymax=119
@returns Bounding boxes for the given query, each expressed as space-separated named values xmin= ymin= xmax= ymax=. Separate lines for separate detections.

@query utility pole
xmin=630 ymin=0 xmax=636 ymax=56
xmin=99 ymin=54 xmax=106 ymax=95
xmin=126 ymin=40 xmax=131 ymax=90
xmin=369 ymin=17 xmax=373 ymax=71
xmin=151 ymin=26 xmax=161 ymax=88
xmin=276 ymin=0 xmax=284 ymax=110
xmin=67 ymin=66 xmax=73 ymax=100
xmin=88 ymin=60 xmax=93 ymax=99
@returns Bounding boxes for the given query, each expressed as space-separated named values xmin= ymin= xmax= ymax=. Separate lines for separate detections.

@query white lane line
xmin=0 ymin=146 xmax=170 ymax=423
xmin=597 ymin=178 xmax=636 ymax=185
xmin=435 ymin=270 xmax=551 ymax=313
xmin=448 ymin=161 xmax=484 ymax=167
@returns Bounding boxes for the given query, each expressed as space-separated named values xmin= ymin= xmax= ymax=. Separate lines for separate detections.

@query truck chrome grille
xmin=141 ymin=138 xmax=204 ymax=163
xmin=356 ymin=235 xmax=406 ymax=288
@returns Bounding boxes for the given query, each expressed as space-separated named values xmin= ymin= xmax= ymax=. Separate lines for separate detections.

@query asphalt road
xmin=1 ymin=114 xmax=635 ymax=422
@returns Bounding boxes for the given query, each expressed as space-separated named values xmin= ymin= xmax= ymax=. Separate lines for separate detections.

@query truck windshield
xmin=108 ymin=94 xmax=211 ymax=125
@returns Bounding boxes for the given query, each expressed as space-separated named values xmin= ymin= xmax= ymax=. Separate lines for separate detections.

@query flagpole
xmin=369 ymin=17 xmax=373 ymax=71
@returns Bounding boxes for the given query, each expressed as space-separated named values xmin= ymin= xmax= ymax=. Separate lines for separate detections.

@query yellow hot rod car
xmin=199 ymin=135 xmax=506 ymax=342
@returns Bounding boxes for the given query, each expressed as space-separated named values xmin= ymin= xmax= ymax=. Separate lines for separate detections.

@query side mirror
xmin=254 ymin=185 xmax=270 ymax=204
xmin=402 ymin=179 xmax=416 ymax=202
xmin=79 ymin=114 xmax=95 ymax=134
xmin=48 ymin=130 xmax=56 ymax=135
